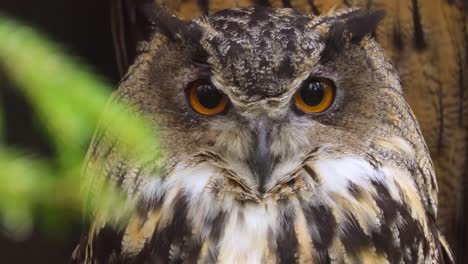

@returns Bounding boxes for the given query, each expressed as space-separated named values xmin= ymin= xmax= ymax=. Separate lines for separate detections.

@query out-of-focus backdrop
xmin=0 ymin=1 xmax=118 ymax=263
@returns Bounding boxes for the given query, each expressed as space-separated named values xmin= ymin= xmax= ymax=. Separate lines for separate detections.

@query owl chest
xmin=120 ymin=161 xmax=433 ymax=263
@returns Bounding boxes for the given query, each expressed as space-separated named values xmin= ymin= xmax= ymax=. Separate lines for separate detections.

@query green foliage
xmin=0 ymin=15 xmax=162 ymax=238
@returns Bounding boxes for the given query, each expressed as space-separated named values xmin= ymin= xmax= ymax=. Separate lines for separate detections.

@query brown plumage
xmin=108 ymin=0 xmax=467 ymax=262
xmin=72 ymin=0 xmax=466 ymax=263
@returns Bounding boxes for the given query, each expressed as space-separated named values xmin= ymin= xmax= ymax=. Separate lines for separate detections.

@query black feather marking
xmin=399 ymin=207 xmax=425 ymax=262
xmin=254 ymin=0 xmax=271 ymax=6
xmin=307 ymin=0 xmax=320 ymax=15
xmin=209 ymin=211 xmax=227 ymax=244
xmin=310 ymin=9 xmax=361 ymax=30
xmin=149 ymin=193 xmax=191 ymax=262
xmin=131 ymin=198 xmax=163 ymax=264
xmin=139 ymin=2 xmax=193 ymax=42
xmin=411 ymin=0 xmax=426 ymax=49
xmin=372 ymin=181 xmax=397 ymax=223
xmin=276 ymin=206 xmax=298 ymax=264
xmin=282 ymin=0 xmax=292 ymax=7
xmin=340 ymin=213 xmax=372 ymax=256
xmin=302 ymin=204 xmax=335 ymax=263
xmin=303 ymin=164 xmax=319 ymax=183
xmin=124 ymin=0 xmax=169 ymax=47
xmin=93 ymin=226 xmax=125 ymax=263
xmin=320 ymin=10 xmax=385 ymax=63
xmin=185 ymin=236 xmax=203 ymax=263
xmin=319 ymin=21 xmax=347 ymax=63
xmin=203 ymin=211 xmax=227 ymax=263
xmin=393 ymin=24 xmax=404 ymax=50
xmin=348 ymin=182 xmax=363 ymax=199
xmin=250 ymin=7 xmax=273 ymax=25
xmin=392 ymin=182 xmax=427 ymax=262
xmin=198 ymin=0 xmax=209 ymax=15
xmin=371 ymin=181 xmax=402 ymax=262
xmin=278 ymin=57 xmax=295 ymax=78
xmin=371 ymin=226 xmax=400 ymax=263
xmin=71 ymin=231 xmax=90 ymax=263
xmin=343 ymin=9 xmax=385 ymax=43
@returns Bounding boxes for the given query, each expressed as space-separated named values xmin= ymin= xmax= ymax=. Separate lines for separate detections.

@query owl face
xmin=137 ymin=7 xmax=411 ymax=193
xmin=97 ymin=7 xmax=443 ymax=263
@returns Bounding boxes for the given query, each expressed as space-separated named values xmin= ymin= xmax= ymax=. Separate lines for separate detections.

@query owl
xmin=111 ymin=1 xmax=468 ymax=261
xmin=72 ymin=3 xmax=454 ymax=264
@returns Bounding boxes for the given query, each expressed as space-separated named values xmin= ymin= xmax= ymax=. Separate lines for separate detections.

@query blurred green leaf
xmin=0 ymin=15 xmax=163 ymax=237
xmin=0 ymin=71 xmax=4 ymax=143
xmin=0 ymin=149 xmax=53 ymax=237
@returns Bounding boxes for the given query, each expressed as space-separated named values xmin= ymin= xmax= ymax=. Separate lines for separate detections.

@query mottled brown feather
xmin=110 ymin=0 xmax=466 ymax=261
xmin=77 ymin=0 xmax=467 ymax=263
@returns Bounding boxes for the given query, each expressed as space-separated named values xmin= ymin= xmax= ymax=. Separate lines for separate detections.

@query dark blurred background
xmin=0 ymin=1 xmax=119 ymax=262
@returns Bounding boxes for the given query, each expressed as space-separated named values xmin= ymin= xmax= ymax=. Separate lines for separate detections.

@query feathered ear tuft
xmin=137 ymin=0 xmax=208 ymax=65
xmin=320 ymin=9 xmax=385 ymax=63
xmin=138 ymin=0 xmax=204 ymax=43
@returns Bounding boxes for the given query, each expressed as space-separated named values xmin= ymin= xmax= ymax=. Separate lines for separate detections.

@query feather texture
xmin=107 ymin=1 xmax=467 ymax=261
xmin=73 ymin=1 xmax=468 ymax=263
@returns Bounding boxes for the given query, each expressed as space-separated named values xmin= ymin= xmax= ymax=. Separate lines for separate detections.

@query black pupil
xmin=301 ymin=81 xmax=325 ymax=106
xmin=197 ymin=84 xmax=223 ymax=109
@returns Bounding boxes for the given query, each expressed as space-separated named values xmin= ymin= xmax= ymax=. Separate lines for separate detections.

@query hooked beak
xmin=250 ymin=119 xmax=274 ymax=193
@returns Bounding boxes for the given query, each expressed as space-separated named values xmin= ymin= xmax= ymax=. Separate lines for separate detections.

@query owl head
xmin=118 ymin=6 xmax=435 ymax=213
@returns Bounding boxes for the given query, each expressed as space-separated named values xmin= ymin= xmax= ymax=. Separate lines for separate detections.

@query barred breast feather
xmin=73 ymin=147 xmax=452 ymax=263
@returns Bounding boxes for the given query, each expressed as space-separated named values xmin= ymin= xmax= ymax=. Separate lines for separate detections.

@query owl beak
xmin=251 ymin=120 xmax=274 ymax=193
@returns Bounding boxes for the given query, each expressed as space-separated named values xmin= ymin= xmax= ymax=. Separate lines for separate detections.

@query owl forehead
xmin=198 ymin=8 xmax=323 ymax=101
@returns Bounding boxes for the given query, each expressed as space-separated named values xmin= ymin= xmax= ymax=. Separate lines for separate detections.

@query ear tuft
xmin=137 ymin=0 xmax=208 ymax=64
xmin=345 ymin=9 xmax=385 ymax=43
xmin=138 ymin=0 xmax=205 ymax=44
xmin=320 ymin=9 xmax=385 ymax=63
xmin=139 ymin=1 xmax=188 ymax=41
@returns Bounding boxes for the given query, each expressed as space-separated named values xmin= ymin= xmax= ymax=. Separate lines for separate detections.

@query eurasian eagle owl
xmin=73 ymin=4 xmax=453 ymax=264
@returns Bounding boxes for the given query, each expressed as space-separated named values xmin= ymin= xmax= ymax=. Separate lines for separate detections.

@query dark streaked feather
xmin=93 ymin=226 xmax=125 ymax=263
xmin=301 ymin=204 xmax=335 ymax=262
xmin=411 ymin=0 xmax=426 ymax=50
xmin=276 ymin=206 xmax=298 ymax=263
xmin=253 ymin=0 xmax=272 ymax=6
xmin=141 ymin=2 xmax=209 ymax=66
xmin=139 ymin=2 xmax=191 ymax=42
xmin=148 ymin=193 xmax=191 ymax=262
xmin=110 ymin=0 xmax=209 ymax=76
xmin=198 ymin=0 xmax=210 ymax=14
xmin=320 ymin=9 xmax=385 ymax=63
xmin=282 ymin=0 xmax=292 ymax=8
xmin=110 ymin=0 xmax=158 ymax=77
xmin=307 ymin=0 xmax=320 ymax=15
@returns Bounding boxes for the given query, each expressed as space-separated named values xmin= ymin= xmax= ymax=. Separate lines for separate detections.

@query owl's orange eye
xmin=294 ymin=77 xmax=335 ymax=114
xmin=187 ymin=80 xmax=228 ymax=116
